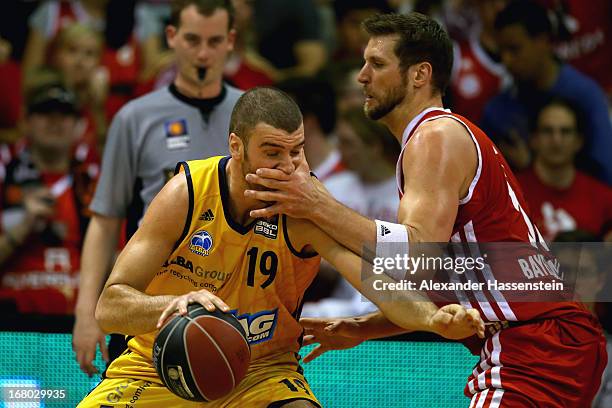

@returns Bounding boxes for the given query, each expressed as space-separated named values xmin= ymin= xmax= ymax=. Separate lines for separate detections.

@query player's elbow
xmin=95 ymin=285 xmax=119 ymax=333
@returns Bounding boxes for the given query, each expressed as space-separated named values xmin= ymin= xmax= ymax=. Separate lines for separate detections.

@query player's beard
xmin=364 ymin=78 xmax=407 ymax=121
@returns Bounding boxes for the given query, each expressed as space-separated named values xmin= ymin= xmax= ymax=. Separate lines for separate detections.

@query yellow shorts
xmin=77 ymin=349 xmax=320 ymax=408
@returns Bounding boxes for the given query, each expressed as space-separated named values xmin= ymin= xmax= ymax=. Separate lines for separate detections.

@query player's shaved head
xmin=230 ymin=87 xmax=303 ymax=144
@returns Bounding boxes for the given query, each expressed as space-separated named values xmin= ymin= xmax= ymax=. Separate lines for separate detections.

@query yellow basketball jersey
xmin=128 ymin=156 xmax=320 ymax=365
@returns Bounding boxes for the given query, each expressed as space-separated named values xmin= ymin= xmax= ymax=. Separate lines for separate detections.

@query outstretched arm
xmin=95 ymin=173 xmax=228 ymax=335
xmin=299 ymin=305 xmax=479 ymax=363
xmin=288 ymin=218 xmax=484 ymax=340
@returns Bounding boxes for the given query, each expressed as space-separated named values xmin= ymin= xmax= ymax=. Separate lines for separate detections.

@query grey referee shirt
xmin=90 ymin=83 xmax=242 ymax=237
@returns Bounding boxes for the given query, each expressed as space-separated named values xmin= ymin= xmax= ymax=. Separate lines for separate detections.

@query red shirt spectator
xmin=449 ymin=0 xmax=510 ymax=124
xmin=517 ymin=167 xmax=612 ymax=240
xmin=450 ymin=38 xmax=509 ymax=124
xmin=0 ymin=84 xmax=99 ymax=315
xmin=516 ymin=97 xmax=612 ymax=241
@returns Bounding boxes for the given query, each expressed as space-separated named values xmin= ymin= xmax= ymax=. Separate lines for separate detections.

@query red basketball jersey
xmin=450 ymin=39 xmax=509 ymax=124
xmin=396 ymin=108 xmax=588 ymax=323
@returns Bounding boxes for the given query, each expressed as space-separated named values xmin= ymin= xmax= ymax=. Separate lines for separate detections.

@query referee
xmin=72 ymin=0 xmax=242 ymax=376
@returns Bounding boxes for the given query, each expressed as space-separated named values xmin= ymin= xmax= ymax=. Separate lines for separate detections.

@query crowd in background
xmin=0 ymin=0 xmax=610 ymax=335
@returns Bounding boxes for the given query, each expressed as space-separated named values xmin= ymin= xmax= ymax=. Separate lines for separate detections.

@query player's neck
xmin=382 ymin=93 xmax=444 ymax=142
xmin=174 ymin=76 xmax=223 ymax=99
xmin=533 ymin=159 xmax=575 ymax=190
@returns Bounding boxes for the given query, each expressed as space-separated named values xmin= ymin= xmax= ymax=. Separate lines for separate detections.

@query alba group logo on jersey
xmin=189 ymin=230 xmax=213 ymax=256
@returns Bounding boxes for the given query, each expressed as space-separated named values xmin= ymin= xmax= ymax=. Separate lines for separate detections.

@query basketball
xmin=152 ymin=303 xmax=251 ymax=402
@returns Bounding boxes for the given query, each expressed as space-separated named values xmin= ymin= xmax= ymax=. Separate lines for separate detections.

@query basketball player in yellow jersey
xmin=79 ymin=87 xmax=483 ymax=408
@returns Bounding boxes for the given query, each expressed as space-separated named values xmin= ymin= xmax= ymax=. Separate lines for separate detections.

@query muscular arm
xmin=289 ymin=216 xmax=483 ymax=339
xmin=290 ymin=217 xmax=436 ymax=333
xmin=249 ymin=119 xmax=476 ymax=251
xmin=94 ymin=174 xmax=187 ymax=335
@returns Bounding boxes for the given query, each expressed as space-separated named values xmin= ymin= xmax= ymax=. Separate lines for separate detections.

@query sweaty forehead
xmin=252 ymin=123 xmax=304 ymax=147
xmin=365 ymin=35 xmax=399 ymax=58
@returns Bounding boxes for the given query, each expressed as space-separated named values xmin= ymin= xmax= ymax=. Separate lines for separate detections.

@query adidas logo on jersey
xmin=381 ymin=225 xmax=391 ymax=236
xmin=199 ymin=209 xmax=214 ymax=221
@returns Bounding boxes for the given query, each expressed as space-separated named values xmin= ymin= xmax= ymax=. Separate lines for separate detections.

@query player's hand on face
xmin=157 ymin=289 xmax=231 ymax=329
xmin=72 ymin=315 xmax=109 ymax=377
xmin=299 ymin=317 xmax=365 ymax=363
xmin=428 ymin=304 xmax=485 ymax=340
xmin=244 ymin=159 xmax=325 ymax=219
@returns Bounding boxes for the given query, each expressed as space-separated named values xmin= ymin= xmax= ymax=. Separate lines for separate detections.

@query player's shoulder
xmin=283 ymin=216 xmax=318 ymax=258
xmin=412 ymin=115 xmax=473 ymax=149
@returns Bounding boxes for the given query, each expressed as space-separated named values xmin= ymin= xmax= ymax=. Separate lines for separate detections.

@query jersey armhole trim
xmin=282 ymin=215 xmax=318 ymax=259
xmin=173 ymin=161 xmax=194 ymax=251
xmin=414 ymin=114 xmax=483 ymax=205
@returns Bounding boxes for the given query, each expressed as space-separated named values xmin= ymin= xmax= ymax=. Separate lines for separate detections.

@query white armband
xmin=375 ymin=220 xmax=410 ymax=281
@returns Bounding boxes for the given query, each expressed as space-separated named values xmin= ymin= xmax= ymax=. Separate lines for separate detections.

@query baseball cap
xmin=27 ymin=84 xmax=79 ymax=116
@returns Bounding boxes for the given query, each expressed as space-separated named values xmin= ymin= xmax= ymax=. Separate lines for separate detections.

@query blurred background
xmin=0 ymin=0 xmax=610 ymax=406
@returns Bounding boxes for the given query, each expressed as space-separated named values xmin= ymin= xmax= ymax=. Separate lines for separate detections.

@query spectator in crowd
xmin=248 ymin=0 xmax=327 ymax=81
xmin=0 ymin=36 xmax=23 ymax=145
xmin=335 ymin=65 xmax=365 ymax=113
xmin=134 ymin=1 xmax=174 ymax=84
xmin=391 ymin=0 xmax=480 ymax=42
xmin=49 ymin=23 xmax=107 ymax=150
xmin=332 ymin=0 xmax=392 ymax=67
xmin=481 ymin=0 xmax=612 ymax=183
xmin=303 ymin=107 xmax=399 ymax=317
xmin=22 ymin=0 xmax=175 ymax=123
xmin=449 ymin=0 xmax=510 ymax=124
xmin=22 ymin=0 xmax=108 ymax=80
xmin=0 ymin=82 xmax=99 ymax=315
xmin=223 ymin=0 xmax=274 ymax=89
xmin=536 ymin=0 xmax=612 ymax=98
xmin=337 ymin=108 xmax=399 ymax=223
xmin=517 ymin=98 xmax=612 ymax=242
xmin=72 ymin=0 xmax=241 ymax=377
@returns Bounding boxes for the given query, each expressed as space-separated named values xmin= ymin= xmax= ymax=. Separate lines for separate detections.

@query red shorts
xmin=465 ymin=313 xmax=607 ymax=407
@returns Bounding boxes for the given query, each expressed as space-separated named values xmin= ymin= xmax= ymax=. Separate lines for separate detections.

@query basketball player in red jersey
xmin=244 ymin=13 xmax=607 ymax=408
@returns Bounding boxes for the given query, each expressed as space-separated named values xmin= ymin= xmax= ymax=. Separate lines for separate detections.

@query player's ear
xmin=228 ymin=133 xmax=244 ymax=159
xmin=412 ymin=62 xmax=432 ymax=89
